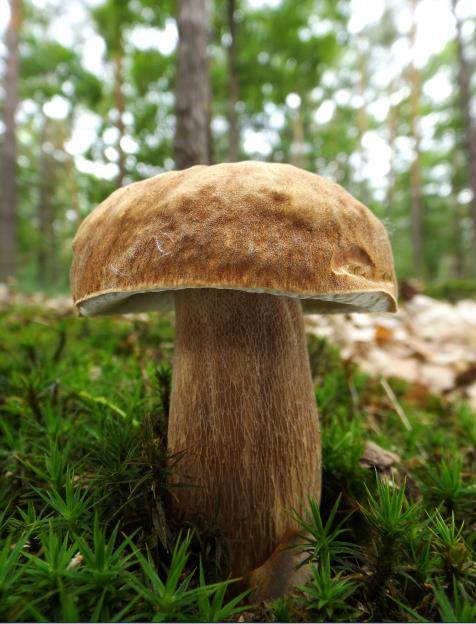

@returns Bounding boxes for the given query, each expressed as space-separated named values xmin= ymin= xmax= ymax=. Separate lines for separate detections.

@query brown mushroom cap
xmin=70 ymin=161 xmax=397 ymax=316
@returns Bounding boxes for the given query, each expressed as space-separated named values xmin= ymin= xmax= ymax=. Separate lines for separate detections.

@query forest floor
xmin=0 ymin=293 xmax=475 ymax=622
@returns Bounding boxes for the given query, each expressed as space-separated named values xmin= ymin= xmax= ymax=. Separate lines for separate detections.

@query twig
xmin=380 ymin=378 xmax=412 ymax=432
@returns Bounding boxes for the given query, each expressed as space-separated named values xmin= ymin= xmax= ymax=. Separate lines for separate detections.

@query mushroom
xmin=70 ymin=161 xmax=397 ymax=599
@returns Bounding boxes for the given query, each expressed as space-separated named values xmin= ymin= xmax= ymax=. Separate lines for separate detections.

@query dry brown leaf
xmin=403 ymin=382 xmax=432 ymax=407
xmin=454 ymin=365 xmax=476 ymax=388
xmin=359 ymin=441 xmax=401 ymax=471
xmin=375 ymin=324 xmax=393 ymax=345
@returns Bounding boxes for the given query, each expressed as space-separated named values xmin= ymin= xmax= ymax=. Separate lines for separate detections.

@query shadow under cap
xmin=76 ymin=286 xmax=396 ymax=317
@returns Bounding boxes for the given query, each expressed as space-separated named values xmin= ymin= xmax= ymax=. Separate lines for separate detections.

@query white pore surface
xmin=77 ymin=286 xmax=394 ymax=317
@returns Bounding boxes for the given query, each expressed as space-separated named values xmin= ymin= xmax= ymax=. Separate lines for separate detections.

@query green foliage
xmin=32 ymin=468 xmax=95 ymax=530
xmin=126 ymin=531 xmax=249 ymax=622
xmin=420 ymin=455 xmax=476 ymax=515
xmin=268 ymin=596 xmax=293 ymax=622
xmin=298 ymin=555 xmax=357 ymax=622
xmin=361 ymin=478 xmax=421 ymax=540
xmin=293 ymin=495 xmax=360 ymax=567
xmin=321 ymin=415 xmax=367 ymax=487
xmin=426 ymin=280 xmax=476 ymax=301
xmin=429 ymin=511 xmax=475 ymax=582
xmin=432 ymin=577 xmax=476 ymax=623
xmin=92 ymin=0 xmax=135 ymax=53
xmin=0 ymin=534 xmax=30 ymax=620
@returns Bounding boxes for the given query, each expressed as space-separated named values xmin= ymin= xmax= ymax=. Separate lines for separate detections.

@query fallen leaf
xmin=359 ymin=441 xmax=401 ymax=471
xmin=454 ymin=365 xmax=476 ymax=388
xmin=375 ymin=324 xmax=393 ymax=345
xmin=403 ymin=383 xmax=432 ymax=407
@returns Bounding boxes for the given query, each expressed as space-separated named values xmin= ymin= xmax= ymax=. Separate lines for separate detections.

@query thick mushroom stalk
xmin=168 ymin=288 xmax=321 ymax=582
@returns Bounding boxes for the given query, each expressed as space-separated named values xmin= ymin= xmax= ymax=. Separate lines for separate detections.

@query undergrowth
xmin=0 ymin=306 xmax=474 ymax=622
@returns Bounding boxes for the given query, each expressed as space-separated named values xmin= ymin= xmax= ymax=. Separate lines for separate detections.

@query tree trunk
xmin=291 ymin=105 xmax=304 ymax=169
xmin=226 ymin=0 xmax=239 ymax=161
xmin=385 ymin=82 xmax=398 ymax=222
xmin=37 ymin=118 xmax=56 ymax=285
xmin=356 ymin=42 xmax=370 ymax=200
xmin=357 ymin=52 xmax=369 ymax=173
xmin=0 ymin=0 xmax=22 ymax=282
xmin=452 ymin=201 xmax=466 ymax=278
xmin=450 ymin=151 xmax=466 ymax=277
xmin=62 ymin=122 xmax=82 ymax=227
xmin=207 ymin=93 xmax=215 ymax=165
xmin=452 ymin=0 xmax=476 ymax=271
xmin=114 ymin=50 xmax=126 ymax=188
xmin=175 ymin=0 xmax=210 ymax=169
xmin=409 ymin=0 xmax=424 ymax=276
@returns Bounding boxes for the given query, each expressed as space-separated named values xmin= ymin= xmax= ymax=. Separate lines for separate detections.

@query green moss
xmin=0 ymin=305 xmax=474 ymax=622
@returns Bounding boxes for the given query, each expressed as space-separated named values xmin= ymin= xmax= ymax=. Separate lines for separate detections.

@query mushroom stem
xmin=168 ymin=288 xmax=321 ymax=578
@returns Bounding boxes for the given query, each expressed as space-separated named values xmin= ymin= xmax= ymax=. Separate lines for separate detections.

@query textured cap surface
xmin=70 ymin=161 xmax=397 ymax=316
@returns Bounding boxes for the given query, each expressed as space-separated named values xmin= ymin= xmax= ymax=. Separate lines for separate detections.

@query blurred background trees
xmin=0 ymin=0 xmax=475 ymax=292
xmin=0 ymin=0 xmax=21 ymax=282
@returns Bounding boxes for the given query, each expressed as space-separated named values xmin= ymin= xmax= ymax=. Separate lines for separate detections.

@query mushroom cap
xmin=70 ymin=161 xmax=398 ymax=316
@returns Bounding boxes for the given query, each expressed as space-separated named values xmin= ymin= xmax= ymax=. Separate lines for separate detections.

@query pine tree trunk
xmin=409 ymin=0 xmax=424 ymax=276
xmin=291 ymin=105 xmax=304 ymax=169
xmin=226 ymin=0 xmax=239 ymax=161
xmin=61 ymin=121 xmax=82 ymax=227
xmin=114 ymin=51 xmax=126 ymax=188
xmin=356 ymin=42 xmax=370 ymax=201
xmin=357 ymin=50 xmax=369 ymax=176
xmin=37 ymin=118 xmax=56 ymax=285
xmin=452 ymin=202 xmax=466 ymax=278
xmin=386 ymin=82 xmax=398 ymax=222
xmin=175 ymin=0 xmax=210 ymax=169
xmin=452 ymin=0 xmax=476 ymax=271
xmin=0 ymin=0 xmax=21 ymax=282
xmin=450 ymin=151 xmax=466 ymax=277
xmin=207 ymin=93 xmax=215 ymax=165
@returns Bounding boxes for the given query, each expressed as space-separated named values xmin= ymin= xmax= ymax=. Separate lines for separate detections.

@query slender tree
xmin=175 ymin=0 xmax=210 ymax=169
xmin=408 ymin=0 xmax=424 ymax=275
xmin=364 ymin=4 xmax=400 ymax=221
xmin=92 ymin=0 xmax=133 ymax=188
xmin=356 ymin=39 xmax=370 ymax=187
xmin=36 ymin=118 xmax=56 ymax=283
xmin=113 ymin=50 xmax=126 ymax=187
xmin=19 ymin=21 xmax=103 ymax=285
xmin=226 ymin=0 xmax=239 ymax=161
xmin=386 ymin=82 xmax=398 ymax=222
xmin=290 ymin=103 xmax=305 ymax=168
xmin=451 ymin=0 xmax=476 ymax=270
xmin=0 ymin=0 xmax=22 ymax=282
xmin=450 ymin=150 xmax=466 ymax=277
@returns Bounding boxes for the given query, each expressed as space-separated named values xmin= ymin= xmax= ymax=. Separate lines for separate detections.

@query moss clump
xmin=0 ymin=305 xmax=474 ymax=622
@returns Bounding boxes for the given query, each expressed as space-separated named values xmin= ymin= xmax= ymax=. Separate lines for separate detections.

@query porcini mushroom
xmin=70 ymin=161 xmax=397 ymax=599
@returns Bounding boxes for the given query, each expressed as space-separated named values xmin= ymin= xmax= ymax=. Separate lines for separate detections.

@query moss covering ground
xmin=0 ymin=305 xmax=474 ymax=622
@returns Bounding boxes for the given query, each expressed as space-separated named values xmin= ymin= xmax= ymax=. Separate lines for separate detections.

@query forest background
xmin=1 ymin=0 xmax=476 ymax=294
